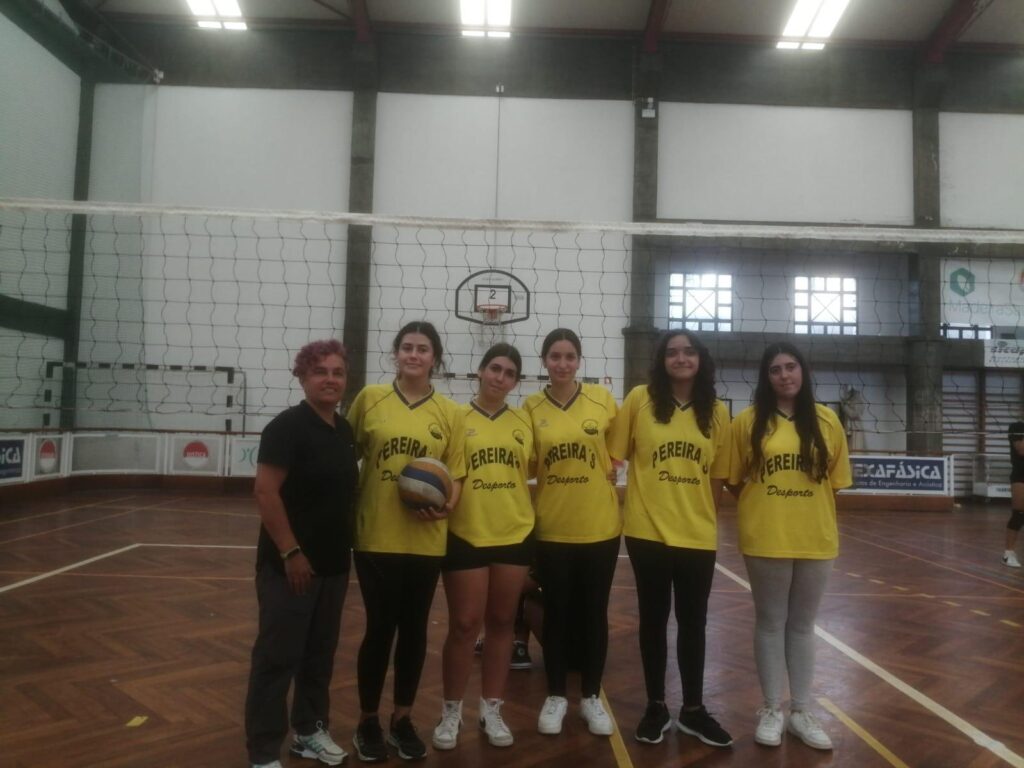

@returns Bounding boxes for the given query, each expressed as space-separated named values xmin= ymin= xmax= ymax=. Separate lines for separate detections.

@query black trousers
xmin=536 ymin=537 xmax=620 ymax=698
xmin=625 ymin=536 xmax=716 ymax=707
xmin=245 ymin=565 xmax=349 ymax=764
xmin=353 ymin=551 xmax=442 ymax=712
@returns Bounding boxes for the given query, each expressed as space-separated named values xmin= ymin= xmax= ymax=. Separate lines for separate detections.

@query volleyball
xmin=397 ymin=457 xmax=453 ymax=511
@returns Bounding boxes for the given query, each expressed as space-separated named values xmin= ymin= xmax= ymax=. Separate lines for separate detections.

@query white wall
xmin=0 ymin=13 xmax=81 ymax=430
xmin=658 ymin=103 xmax=914 ymax=225
xmin=940 ymin=112 xmax=1024 ymax=229
xmin=72 ymin=86 xmax=354 ymax=431
xmin=372 ymin=93 xmax=634 ymax=395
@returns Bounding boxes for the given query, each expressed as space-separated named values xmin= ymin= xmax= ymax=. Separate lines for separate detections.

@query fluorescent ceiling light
xmin=224 ymin=21 xmax=247 ymax=30
xmin=213 ymin=0 xmax=242 ymax=17
xmin=808 ymin=0 xmax=851 ymax=38
xmin=782 ymin=0 xmax=822 ymax=38
xmin=197 ymin=20 xmax=221 ymax=28
xmin=802 ymin=41 xmax=825 ymax=50
xmin=488 ymin=0 xmax=512 ymax=27
xmin=776 ymin=41 xmax=800 ymax=49
xmin=487 ymin=30 xmax=510 ymax=38
xmin=461 ymin=0 xmax=485 ymax=26
xmin=462 ymin=29 xmax=485 ymax=36
xmin=187 ymin=0 xmax=216 ymax=15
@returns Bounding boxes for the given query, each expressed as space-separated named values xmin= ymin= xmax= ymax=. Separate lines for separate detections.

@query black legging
xmin=536 ymin=537 xmax=619 ymax=698
xmin=354 ymin=551 xmax=441 ymax=712
xmin=625 ymin=536 xmax=716 ymax=707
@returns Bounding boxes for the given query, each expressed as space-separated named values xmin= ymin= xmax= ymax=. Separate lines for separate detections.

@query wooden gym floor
xmin=0 ymin=490 xmax=1021 ymax=768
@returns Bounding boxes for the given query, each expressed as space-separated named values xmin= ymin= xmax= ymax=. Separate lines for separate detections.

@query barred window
xmin=794 ymin=276 xmax=857 ymax=335
xmin=668 ymin=273 xmax=732 ymax=332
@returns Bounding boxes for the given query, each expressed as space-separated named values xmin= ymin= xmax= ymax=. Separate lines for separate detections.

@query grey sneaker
xmin=431 ymin=700 xmax=462 ymax=750
xmin=479 ymin=698 xmax=513 ymax=747
xmin=291 ymin=722 xmax=347 ymax=765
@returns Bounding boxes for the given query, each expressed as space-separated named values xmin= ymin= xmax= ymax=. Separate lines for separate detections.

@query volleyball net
xmin=1 ymin=199 xmax=1021 ymax=455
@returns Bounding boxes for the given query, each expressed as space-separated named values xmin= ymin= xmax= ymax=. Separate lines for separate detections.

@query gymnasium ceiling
xmin=82 ymin=0 xmax=1024 ymax=50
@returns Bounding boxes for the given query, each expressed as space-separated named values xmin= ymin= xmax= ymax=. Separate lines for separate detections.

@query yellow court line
xmin=1001 ymin=620 xmax=1021 ymax=628
xmin=943 ymin=601 xmax=961 ymax=607
xmin=971 ymin=609 xmax=991 ymax=617
xmin=600 ymin=689 xmax=634 ymax=768
xmin=892 ymin=586 xmax=909 ymax=591
xmin=125 ymin=716 xmax=148 ymax=728
xmin=818 ymin=697 xmax=910 ymax=768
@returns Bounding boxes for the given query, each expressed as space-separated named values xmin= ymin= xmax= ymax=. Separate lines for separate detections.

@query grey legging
xmin=744 ymin=556 xmax=833 ymax=711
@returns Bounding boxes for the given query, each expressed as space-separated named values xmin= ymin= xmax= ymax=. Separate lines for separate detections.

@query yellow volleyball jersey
xmin=347 ymin=382 xmax=466 ymax=556
xmin=729 ymin=403 xmax=852 ymax=559
xmin=608 ymin=386 xmax=730 ymax=550
xmin=524 ymin=383 xmax=621 ymax=543
xmin=449 ymin=402 xmax=536 ymax=547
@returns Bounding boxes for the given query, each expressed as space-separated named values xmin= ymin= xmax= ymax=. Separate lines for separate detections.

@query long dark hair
xmin=392 ymin=320 xmax=445 ymax=377
xmin=647 ymin=330 xmax=716 ymax=436
xmin=540 ymin=328 xmax=582 ymax=359
xmin=751 ymin=342 xmax=829 ymax=482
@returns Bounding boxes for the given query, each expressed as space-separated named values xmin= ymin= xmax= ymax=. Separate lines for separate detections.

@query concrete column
xmin=342 ymin=52 xmax=377 ymax=402
xmin=624 ymin=53 xmax=661 ymax=393
xmin=905 ymin=98 xmax=944 ymax=454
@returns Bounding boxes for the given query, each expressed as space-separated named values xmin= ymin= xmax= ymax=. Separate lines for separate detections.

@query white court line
xmin=0 ymin=544 xmax=140 ymax=595
xmin=0 ymin=543 xmax=257 ymax=595
xmin=137 ymin=543 xmax=257 ymax=550
xmin=714 ymin=562 xmax=1024 ymax=768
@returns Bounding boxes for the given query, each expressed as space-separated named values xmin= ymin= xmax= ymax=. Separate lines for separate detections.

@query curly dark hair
xmin=647 ymin=330 xmax=716 ymax=436
xmin=292 ymin=339 xmax=347 ymax=379
xmin=750 ymin=342 xmax=829 ymax=482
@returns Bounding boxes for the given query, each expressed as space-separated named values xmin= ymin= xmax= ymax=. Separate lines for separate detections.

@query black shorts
xmin=442 ymin=530 xmax=535 ymax=572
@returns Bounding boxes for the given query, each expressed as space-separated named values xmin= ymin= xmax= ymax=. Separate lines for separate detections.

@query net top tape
xmin=2 ymin=198 xmax=1023 ymax=246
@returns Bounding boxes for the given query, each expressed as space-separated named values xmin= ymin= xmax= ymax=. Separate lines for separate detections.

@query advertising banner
xmin=228 ymin=436 xmax=261 ymax=477
xmin=849 ymin=455 xmax=951 ymax=495
xmin=0 ymin=437 xmax=27 ymax=482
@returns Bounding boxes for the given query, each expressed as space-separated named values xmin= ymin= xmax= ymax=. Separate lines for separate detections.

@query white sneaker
xmin=788 ymin=710 xmax=833 ymax=750
xmin=580 ymin=695 xmax=614 ymax=736
xmin=537 ymin=695 xmax=568 ymax=735
xmin=290 ymin=723 xmax=347 ymax=766
xmin=754 ymin=705 xmax=784 ymax=746
xmin=1003 ymin=551 xmax=1021 ymax=568
xmin=479 ymin=697 xmax=514 ymax=747
xmin=432 ymin=700 xmax=463 ymax=750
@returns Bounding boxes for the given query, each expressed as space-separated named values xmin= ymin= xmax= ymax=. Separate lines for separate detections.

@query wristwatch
xmin=281 ymin=545 xmax=302 ymax=561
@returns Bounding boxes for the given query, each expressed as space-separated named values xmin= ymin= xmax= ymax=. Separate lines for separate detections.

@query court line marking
xmin=0 ymin=495 xmax=139 ymax=526
xmin=0 ymin=497 xmax=188 ymax=545
xmin=0 ymin=544 xmax=140 ymax=594
xmin=715 ymin=563 xmax=1024 ymax=768
xmin=0 ymin=543 xmax=256 ymax=593
xmin=600 ymin=688 xmax=633 ymax=768
xmin=840 ymin=531 xmax=1024 ymax=595
xmin=818 ymin=696 xmax=910 ymax=768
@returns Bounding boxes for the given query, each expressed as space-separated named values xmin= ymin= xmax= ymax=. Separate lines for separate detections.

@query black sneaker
xmin=510 ymin=640 xmax=532 ymax=670
xmin=634 ymin=701 xmax=671 ymax=744
xmin=353 ymin=716 xmax=389 ymax=763
xmin=677 ymin=705 xmax=733 ymax=747
xmin=388 ymin=715 xmax=427 ymax=761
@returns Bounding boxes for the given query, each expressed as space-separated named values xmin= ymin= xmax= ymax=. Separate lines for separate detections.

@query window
xmin=668 ymin=273 xmax=732 ymax=332
xmin=461 ymin=0 xmax=512 ymax=37
xmin=794 ymin=276 xmax=857 ymax=335
xmin=941 ymin=323 xmax=992 ymax=340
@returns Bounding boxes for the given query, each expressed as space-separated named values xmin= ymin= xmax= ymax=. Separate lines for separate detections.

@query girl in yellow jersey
xmin=432 ymin=343 xmax=535 ymax=751
xmin=607 ymin=330 xmax=733 ymax=749
xmin=347 ymin=321 xmax=466 ymax=762
xmin=525 ymin=328 xmax=620 ymax=738
xmin=728 ymin=342 xmax=851 ymax=752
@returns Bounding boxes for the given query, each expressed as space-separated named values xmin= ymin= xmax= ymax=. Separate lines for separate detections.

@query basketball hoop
xmin=477 ymin=303 xmax=507 ymax=325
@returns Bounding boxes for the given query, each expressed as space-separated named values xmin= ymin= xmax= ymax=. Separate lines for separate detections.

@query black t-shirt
xmin=256 ymin=400 xmax=359 ymax=576
xmin=1010 ymin=423 xmax=1024 ymax=483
